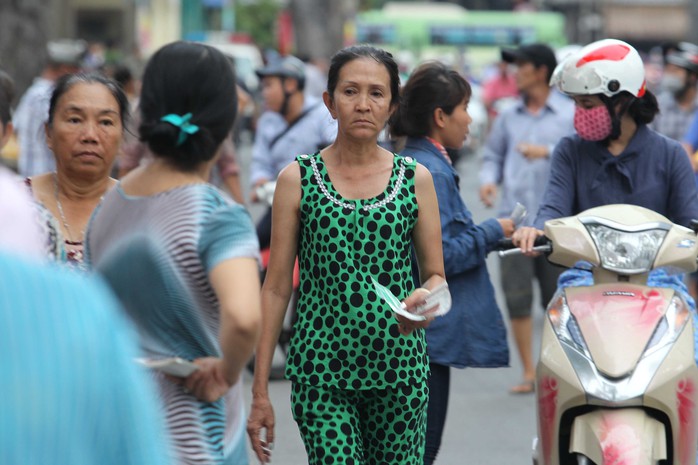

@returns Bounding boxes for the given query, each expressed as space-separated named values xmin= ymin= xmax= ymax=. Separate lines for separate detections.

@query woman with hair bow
xmin=87 ymin=41 xmax=262 ymax=465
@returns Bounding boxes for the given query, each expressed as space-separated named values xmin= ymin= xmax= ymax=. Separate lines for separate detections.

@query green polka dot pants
xmin=291 ymin=381 xmax=428 ymax=465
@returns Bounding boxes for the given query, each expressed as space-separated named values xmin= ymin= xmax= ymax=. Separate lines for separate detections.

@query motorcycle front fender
xmin=570 ymin=408 xmax=666 ymax=465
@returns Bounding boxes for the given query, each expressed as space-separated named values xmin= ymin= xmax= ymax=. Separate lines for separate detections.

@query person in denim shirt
xmin=391 ymin=62 xmax=514 ymax=465
xmin=478 ymin=43 xmax=574 ymax=394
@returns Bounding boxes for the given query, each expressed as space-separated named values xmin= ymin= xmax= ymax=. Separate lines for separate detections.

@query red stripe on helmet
xmin=577 ymin=44 xmax=631 ymax=67
xmin=638 ymin=80 xmax=646 ymax=97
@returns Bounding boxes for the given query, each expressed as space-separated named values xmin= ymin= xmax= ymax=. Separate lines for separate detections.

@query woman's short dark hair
xmin=0 ymin=70 xmax=14 ymax=126
xmin=47 ymin=72 xmax=129 ymax=128
xmin=326 ymin=45 xmax=400 ymax=108
xmin=390 ymin=61 xmax=472 ymax=139
xmin=138 ymin=41 xmax=237 ymax=171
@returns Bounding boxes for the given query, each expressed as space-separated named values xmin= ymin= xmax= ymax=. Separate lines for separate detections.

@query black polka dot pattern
xmin=291 ymin=381 xmax=429 ymax=464
xmin=286 ymin=152 xmax=428 ymax=390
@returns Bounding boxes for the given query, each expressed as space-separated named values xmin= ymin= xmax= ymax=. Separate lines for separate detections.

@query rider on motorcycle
xmin=249 ymin=55 xmax=337 ymax=378
xmin=249 ymin=55 xmax=337 ymax=247
xmin=512 ymin=38 xmax=698 ymax=354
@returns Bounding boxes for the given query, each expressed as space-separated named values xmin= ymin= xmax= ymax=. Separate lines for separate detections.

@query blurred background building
xmin=546 ymin=0 xmax=695 ymax=48
xmin=2 ymin=0 xmax=698 ymax=176
xmin=2 ymin=0 xmax=698 ymax=99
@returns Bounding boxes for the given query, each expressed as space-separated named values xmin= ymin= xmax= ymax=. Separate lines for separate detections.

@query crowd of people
xmin=3 ymin=31 xmax=698 ymax=465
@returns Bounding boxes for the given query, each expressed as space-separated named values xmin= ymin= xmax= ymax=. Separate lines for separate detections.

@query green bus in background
xmin=351 ymin=2 xmax=568 ymax=79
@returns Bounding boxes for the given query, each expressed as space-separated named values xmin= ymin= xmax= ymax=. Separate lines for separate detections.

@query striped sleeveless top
xmin=86 ymin=183 xmax=259 ymax=465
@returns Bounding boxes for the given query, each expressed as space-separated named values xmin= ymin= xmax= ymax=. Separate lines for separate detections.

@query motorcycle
xmin=499 ymin=204 xmax=698 ymax=465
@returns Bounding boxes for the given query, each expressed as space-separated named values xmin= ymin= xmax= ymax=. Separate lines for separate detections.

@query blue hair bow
xmin=160 ymin=112 xmax=199 ymax=146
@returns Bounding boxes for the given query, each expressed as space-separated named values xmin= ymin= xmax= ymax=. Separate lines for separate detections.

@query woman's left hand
xmin=396 ymin=287 xmax=434 ymax=335
xmin=167 ymin=357 xmax=234 ymax=402
xmin=512 ymin=226 xmax=545 ymax=256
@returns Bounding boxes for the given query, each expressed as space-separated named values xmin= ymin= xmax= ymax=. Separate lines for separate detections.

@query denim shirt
xmin=403 ymin=137 xmax=509 ymax=368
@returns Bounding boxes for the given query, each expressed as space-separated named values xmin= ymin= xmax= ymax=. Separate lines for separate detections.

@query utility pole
xmin=0 ymin=0 xmax=49 ymax=100
xmin=290 ymin=0 xmax=356 ymax=59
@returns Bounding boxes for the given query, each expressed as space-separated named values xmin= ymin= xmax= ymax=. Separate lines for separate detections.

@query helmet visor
xmin=551 ymin=59 xmax=604 ymax=96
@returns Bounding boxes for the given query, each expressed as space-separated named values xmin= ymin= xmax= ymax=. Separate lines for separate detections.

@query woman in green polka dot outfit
xmin=247 ymin=45 xmax=447 ymax=465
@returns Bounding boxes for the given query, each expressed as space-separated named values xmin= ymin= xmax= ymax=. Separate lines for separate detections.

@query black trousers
xmin=424 ymin=363 xmax=450 ymax=465
xmin=256 ymin=207 xmax=273 ymax=251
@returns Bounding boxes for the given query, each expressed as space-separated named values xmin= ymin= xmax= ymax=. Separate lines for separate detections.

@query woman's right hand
xmin=170 ymin=357 xmax=235 ymax=403
xmin=512 ymin=226 xmax=545 ymax=256
xmin=247 ymin=393 xmax=275 ymax=463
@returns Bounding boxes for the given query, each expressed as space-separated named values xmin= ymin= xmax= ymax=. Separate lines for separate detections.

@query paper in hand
xmin=135 ymin=357 xmax=199 ymax=377
xmin=371 ymin=277 xmax=427 ymax=321
xmin=510 ymin=202 xmax=527 ymax=227
xmin=413 ymin=282 xmax=452 ymax=317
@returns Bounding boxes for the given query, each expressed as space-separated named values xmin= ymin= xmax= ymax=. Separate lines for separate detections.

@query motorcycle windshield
xmin=565 ymin=284 xmax=672 ymax=378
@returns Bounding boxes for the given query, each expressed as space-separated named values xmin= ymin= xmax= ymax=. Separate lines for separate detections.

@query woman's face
xmin=325 ymin=57 xmax=394 ymax=141
xmin=571 ymin=94 xmax=616 ymax=141
xmin=572 ymin=94 xmax=605 ymax=109
xmin=439 ymin=98 xmax=472 ymax=150
xmin=46 ymin=82 xmax=122 ymax=177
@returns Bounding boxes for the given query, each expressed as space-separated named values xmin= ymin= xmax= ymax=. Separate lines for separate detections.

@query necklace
xmin=54 ymin=173 xmax=83 ymax=244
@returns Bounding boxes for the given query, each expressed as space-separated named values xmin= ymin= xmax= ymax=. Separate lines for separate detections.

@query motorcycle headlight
xmin=644 ymin=294 xmax=691 ymax=357
xmin=583 ymin=222 xmax=669 ymax=274
xmin=548 ymin=294 xmax=591 ymax=358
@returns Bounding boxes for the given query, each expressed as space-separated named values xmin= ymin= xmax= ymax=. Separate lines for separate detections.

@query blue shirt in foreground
xmin=0 ymin=252 xmax=170 ymax=465
xmin=403 ymin=137 xmax=508 ymax=368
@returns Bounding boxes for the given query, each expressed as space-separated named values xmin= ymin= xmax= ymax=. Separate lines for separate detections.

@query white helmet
xmin=550 ymin=38 xmax=646 ymax=98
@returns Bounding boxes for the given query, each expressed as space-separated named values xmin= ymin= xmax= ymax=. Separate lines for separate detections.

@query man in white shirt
xmin=14 ymin=39 xmax=86 ymax=177
xmin=250 ymin=55 xmax=337 ymax=247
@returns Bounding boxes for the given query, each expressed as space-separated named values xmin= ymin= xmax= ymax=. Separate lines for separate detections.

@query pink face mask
xmin=574 ymin=105 xmax=613 ymax=141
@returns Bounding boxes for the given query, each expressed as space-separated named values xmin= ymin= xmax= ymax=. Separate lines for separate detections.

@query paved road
xmin=238 ymin=144 xmax=545 ymax=465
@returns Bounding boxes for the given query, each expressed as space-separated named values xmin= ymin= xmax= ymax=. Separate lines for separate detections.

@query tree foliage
xmin=235 ymin=0 xmax=281 ymax=50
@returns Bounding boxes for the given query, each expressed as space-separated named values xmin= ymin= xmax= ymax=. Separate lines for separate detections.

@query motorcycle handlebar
xmin=494 ymin=237 xmax=552 ymax=258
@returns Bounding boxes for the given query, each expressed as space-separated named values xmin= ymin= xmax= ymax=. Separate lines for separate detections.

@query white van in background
xmin=208 ymin=41 xmax=264 ymax=93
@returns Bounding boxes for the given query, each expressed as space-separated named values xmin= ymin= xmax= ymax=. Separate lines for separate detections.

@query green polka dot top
xmin=286 ymin=151 xmax=428 ymax=390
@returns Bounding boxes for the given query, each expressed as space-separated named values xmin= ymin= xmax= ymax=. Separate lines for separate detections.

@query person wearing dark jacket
xmin=391 ymin=61 xmax=513 ymax=465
